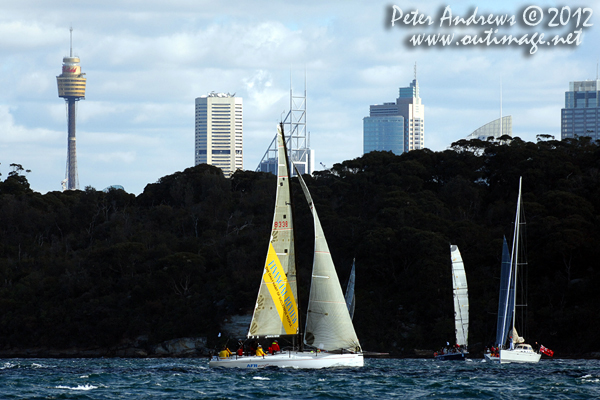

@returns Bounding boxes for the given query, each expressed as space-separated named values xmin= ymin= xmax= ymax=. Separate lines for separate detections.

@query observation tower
xmin=56 ymin=28 xmax=86 ymax=190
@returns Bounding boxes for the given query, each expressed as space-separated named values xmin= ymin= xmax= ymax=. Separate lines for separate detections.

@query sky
xmin=1 ymin=0 xmax=599 ymax=195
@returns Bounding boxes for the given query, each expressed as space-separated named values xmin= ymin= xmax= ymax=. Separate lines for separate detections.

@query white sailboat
xmin=209 ymin=124 xmax=362 ymax=369
xmin=485 ymin=177 xmax=540 ymax=364
xmin=436 ymin=245 xmax=469 ymax=361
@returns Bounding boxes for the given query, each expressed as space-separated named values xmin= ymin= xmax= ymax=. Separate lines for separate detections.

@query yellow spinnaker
xmin=264 ymin=242 xmax=298 ymax=334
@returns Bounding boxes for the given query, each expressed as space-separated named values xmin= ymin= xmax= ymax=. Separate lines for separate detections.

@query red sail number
xmin=274 ymin=221 xmax=288 ymax=229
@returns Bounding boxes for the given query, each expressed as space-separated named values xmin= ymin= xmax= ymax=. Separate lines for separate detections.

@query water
xmin=1 ymin=358 xmax=598 ymax=399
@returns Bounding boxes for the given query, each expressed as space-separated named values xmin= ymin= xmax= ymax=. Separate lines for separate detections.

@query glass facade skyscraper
xmin=363 ymin=77 xmax=424 ymax=155
xmin=561 ymin=80 xmax=600 ymax=141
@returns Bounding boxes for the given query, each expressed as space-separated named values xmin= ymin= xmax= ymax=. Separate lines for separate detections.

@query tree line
xmin=1 ymin=136 xmax=599 ymax=356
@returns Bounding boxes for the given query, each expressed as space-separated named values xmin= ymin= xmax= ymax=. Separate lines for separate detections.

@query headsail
xmin=495 ymin=237 xmax=515 ymax=347
xmin=296 ymin=167 xmax=361 ymax=352
xmin=345 ymin=259 xmax=356 ymax=321
xmin=450 ymin=245 xmax=468 ymax=347
xmin=248 ymin=124 xmax=299 ymax=338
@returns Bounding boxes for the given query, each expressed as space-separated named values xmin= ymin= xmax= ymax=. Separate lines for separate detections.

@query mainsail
xmin=345 ymin=259 xmax=356 ymax=321
xmin=248 ymin=124 xmax=299 ymax=338
xmin=296 ymin=168 xmax=361 ymax=352
xmin=450 ymin=245 xmax=468 ymax=347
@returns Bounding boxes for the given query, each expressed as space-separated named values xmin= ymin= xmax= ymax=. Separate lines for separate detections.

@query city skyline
xmin=1 ymin=1 xmax=599 ymax=194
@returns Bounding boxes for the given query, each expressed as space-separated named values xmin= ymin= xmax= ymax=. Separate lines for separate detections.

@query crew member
xmin=219 ymin=346 xmax=232 ymax=358
xmin=272 ymin=340 xmax=280 ymax=354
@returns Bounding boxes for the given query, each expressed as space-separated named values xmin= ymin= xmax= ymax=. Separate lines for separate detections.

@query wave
xmin=55 ymin=384 xmax=98 ymax=391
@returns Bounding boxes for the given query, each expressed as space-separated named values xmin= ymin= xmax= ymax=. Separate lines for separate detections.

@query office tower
xmin=466 ymin=116 xmax=513 ymax=140
xmin=56 ymin=28 xmax=86 ymax=190
xmin=364 ymin=67 xmax=424 ymax=155
xmin=195 ymin=92 xmax=243 ymax=178
xmin=561 ymin=80 xmax=600 ymax=141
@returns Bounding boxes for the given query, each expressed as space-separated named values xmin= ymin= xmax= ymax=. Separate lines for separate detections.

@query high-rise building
xmin=561 ymin=80 xmax=600 ymax=141
xmin=56 ymin=28 xmax=86 ymax=191
xmin=364 ymin=70 xmax=424 ymax=155
xmin=195 ymin=92 xmax=243 ymax=177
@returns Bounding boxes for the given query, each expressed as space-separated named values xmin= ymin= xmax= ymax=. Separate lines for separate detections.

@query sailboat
xmin=436 ymin=245 xmax=469 ymax=361
xmin=484 ymin=177 xmax=540 ymax=364
xmin=209 ymin=124 xmax=363 ymax=369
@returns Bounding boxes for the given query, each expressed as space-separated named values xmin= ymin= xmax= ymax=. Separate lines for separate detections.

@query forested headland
xmin=1 ymin=136 xmax=599 ymax=358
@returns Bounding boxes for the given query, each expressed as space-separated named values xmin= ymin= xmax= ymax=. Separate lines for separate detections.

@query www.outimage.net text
xmin=390 ymin=5 xmax=593 ymax=54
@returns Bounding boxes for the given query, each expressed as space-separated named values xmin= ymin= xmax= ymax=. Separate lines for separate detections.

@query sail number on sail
xmin=274 ymin=221 xmax=289 ymax=228
xmin=264 ymin=242 xmax=299 ymax=334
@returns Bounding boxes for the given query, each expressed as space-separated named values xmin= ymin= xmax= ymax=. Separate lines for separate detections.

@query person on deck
xmin=256 ymin=345 xmax=266 ymax=357
xmin=271 ymin=340 xmax=280 ymax=354
xmin=219 ymin=346 xmax=232 ymax=358
xmin=249 ymin=341 xmax=257 ymax=356
xmin=237 ymin=340 xmax=244 ymax=356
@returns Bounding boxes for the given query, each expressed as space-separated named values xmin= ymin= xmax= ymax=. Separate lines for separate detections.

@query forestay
xmin=296 ymin=168 xmax=361 ymax=353
xmin=450 ymin=245 xmax=468 ymax=347
xmin=248 ymin=124 xmax=299 ymax=338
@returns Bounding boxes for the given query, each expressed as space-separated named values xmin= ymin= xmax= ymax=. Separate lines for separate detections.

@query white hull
xmin=209 ymin=351 xmax=364 ymax=369
xmin=484 ymin=348 xmax=541 ymax=364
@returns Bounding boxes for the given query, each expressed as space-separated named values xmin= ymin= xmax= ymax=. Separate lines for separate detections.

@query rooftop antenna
xmin=414 ymin=62 xmax=417 ymax=81
xmin=596 ymin=59 xmax=598 ymax=80
xmin=69 ymin=26 xmax=73 ymax=57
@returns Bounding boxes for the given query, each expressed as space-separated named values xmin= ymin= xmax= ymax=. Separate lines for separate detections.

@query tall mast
xmin=509 ymin=177 xmax=523 ymax=345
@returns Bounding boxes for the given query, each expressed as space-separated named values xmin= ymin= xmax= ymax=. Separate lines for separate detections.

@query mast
xmin=509 ymin=177 xmax=523 ymax=348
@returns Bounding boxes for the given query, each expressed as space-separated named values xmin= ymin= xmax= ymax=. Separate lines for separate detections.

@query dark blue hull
xmin=435 ymin=352 xmax=468 ymax=361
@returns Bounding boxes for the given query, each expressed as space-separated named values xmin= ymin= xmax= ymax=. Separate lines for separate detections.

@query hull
xmin=436 ymin=352 xmax=468 ymax=361
xmin=209 ymin=351 xmax=364 ymax=369
xmin=484 ymin=348 xmax=541 ymax=364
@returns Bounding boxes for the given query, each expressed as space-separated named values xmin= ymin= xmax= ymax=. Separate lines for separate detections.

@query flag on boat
xmin=540 ymin=345 xmax=554 ymax=357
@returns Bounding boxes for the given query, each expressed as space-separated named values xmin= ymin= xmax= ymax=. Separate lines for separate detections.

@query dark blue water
xmin=1 ymin=358 xmax=598 ymax=399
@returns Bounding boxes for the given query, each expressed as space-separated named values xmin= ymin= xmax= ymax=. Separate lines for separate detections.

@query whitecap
xmin=253 ymin=376 xmax=270 ymax=380
xmin=56 ymin=384 xmax=98 ymax=391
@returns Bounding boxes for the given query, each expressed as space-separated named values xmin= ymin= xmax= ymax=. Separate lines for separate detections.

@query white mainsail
xmin=296 ymin=168 xmax=361 ymax=352
xmin=248 ymin=124 xmax=299 ymax=338
xmin=450 ymin=245 xmax=469 ymax=347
